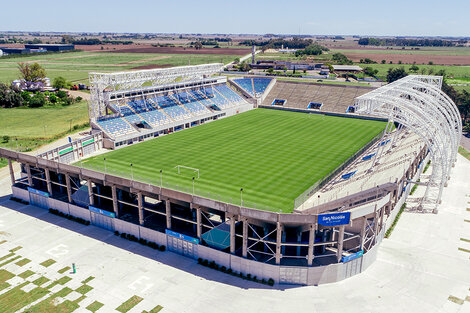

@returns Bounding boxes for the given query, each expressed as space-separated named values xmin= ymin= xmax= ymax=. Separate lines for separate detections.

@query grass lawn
xmin=0 ymin=52 xmax=238 ymax=85
xmin=81 ymin=109 xmax=385 ymax=212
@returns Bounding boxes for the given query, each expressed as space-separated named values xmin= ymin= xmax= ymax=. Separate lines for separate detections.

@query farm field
xmin=0 ymin=100 xmax=89 ymax=155
xmin=0 ymin=51 xmax=241 ymax=85
xmin=81 ymin=109 xmax=386 ymax=212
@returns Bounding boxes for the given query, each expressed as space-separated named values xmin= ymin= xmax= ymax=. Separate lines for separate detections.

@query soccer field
xmin=81 ymin=109 xmax=386 ymax=212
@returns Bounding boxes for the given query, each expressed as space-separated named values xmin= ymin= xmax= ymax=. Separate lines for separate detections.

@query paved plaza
xmin=0 ymin=155 xmax=469 ymax=312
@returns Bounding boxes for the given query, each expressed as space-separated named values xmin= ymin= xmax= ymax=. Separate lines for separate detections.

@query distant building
xmin=0 ymin=47 xmax=31 ymax=55
xmin=24 ymin=44 xmax=75 ymax=52
xmin=332 ymin=65 xmax=363 ymax=72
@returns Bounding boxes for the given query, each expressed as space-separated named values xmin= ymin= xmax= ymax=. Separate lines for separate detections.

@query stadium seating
xmin=163 ymin=104 xmax=191 ymax=121
xmin=184 ymin=101 xmax=211 ymax=115
xmin=98 ymin=84 xmax=247 ymax=138
xmin=138 ymin=110 xmax=171 ymax=127
xmin=213 ymin=85 xmax=245 ymax=108
xmin=96 ymin=117 xmax=137 ymax=137
xmin=233 ymin=78 xmax=272 ymax=97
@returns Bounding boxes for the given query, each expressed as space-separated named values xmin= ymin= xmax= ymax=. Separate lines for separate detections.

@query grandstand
xmin=232 ymin=77 xmax=273 ymax=98
xmin=261 ymin=81 xmax=374 ymax=113
xmin=88 ymin=65 xmax=252 ymax=148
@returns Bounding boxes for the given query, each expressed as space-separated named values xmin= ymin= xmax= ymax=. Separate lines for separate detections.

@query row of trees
xmin=0 ymin=84 xmax=81 ymax=108
xmin=240 ymin=38 xmax=314 ymax=50
xmin=294 ymin=44 xmax=329 ymax=56
xmin=358 ymin=37 xmax=466 ymax=47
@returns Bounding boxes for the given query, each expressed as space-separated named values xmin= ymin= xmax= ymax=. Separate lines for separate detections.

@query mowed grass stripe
xmin=82 ymin=109 xmax=385 ymax=212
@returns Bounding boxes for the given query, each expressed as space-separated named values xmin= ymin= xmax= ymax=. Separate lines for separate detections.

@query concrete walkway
xmin=0 ymin=156 xmax=468 ymax=312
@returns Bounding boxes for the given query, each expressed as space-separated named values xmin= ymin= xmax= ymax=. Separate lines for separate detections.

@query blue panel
xmin=362 ymin=153 xmax=376 ymax=161
xmin=88 ymin=206 xmax=116 ymax=218
xmin=341 ymin=171 xmax=357 ymax=180
xmin=27 ymin=187 xmax=49 ymax=198
xmin=166 ymin=229 xmax=199 ymax=244
xmin=318 ymin=212 xmax=351 ymax=226
xmin=341 ymin=250 xmax=363 ymax=263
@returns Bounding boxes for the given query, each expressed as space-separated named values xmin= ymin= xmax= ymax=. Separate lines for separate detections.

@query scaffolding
xmin=354 ymin=75 xmax=462 ymax=213
xmin=88 ymin=63 xmax=224 ymax=121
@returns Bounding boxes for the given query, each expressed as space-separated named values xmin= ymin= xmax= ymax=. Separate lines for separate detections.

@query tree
xmin=0 ymin=83 xmax=22 ymax=108
xmin=28 ymin=92 xmax=46 ymax=108
xmin=56 ymin=90 xmax=68 ymax=99
xmin=381 ymin=60 xmax=386 ymax=64
xmin=18 ymin=62 xmax=46 ymax=83
xmin=409 ymin=64 xmax=419 ymax=72
xmin=386 ymin=67 xmax=408 ymax=83
xmin=53 ymin=76 xmax=68 ymax=89
xmin=331 ymin=53 xmax=352 ymax=65
xmin=363 ymin=67 xmax=379 ymax=77
xmin=194 ymin=41 xmax=203 ymax=50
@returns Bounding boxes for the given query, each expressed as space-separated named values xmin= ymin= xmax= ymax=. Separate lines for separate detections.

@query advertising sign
xmin=89 ymin=206 xmax=116 ymax=218
xmin=341 ymin=250 xmax=363 ymax=263
xmin=166 ymin=229 xmax=199 ymax=244
xmin=318 ymin=212 xmax=350 ymax=226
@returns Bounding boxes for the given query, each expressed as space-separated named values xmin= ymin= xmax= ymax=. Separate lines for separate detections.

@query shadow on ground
xmin=0 ymin=194 xmax=302 ymax=291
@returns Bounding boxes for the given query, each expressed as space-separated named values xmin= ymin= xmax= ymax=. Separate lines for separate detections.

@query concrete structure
xmin=24 ymin=44 xmax=75 ymax=51
xmin=332 ymin=65 xmax=363 ymax=72
xmin=0 ymin=75 xmax=460 ymax=286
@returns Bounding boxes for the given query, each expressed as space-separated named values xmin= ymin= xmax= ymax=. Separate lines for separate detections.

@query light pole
xmin=240 ymin=188 xmax=243 ymax=207
xmin=104 ymin=158 xmax=106 ymax=174
xmin=192 ymin=177 xmax=195 ymax=195
xmin=130 ymin=163 xmax=134 ymax=180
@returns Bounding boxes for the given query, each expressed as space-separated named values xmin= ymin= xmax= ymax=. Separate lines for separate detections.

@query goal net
xmin=175 ymin=165 xmax=200 ymax=179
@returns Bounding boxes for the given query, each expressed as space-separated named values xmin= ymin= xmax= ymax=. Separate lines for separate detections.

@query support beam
xmin=87 ymin=179 xmax=94 ymax=206
xmin=196 ymin=206 xmax=202 ymax=238
xmin=229 ymin=215 xmax=236 ymax=254
xmin=242 ymin=218 xmax=248 ymax=258
xmin=137 ymin=192 xmax=144 ymax=226
xmin=25 ymin=164 xmax=32 ymax=186
xmin=337 ymin=225 xmax=345 ymax=262
xmin=8 ymin=159 xmax=15 ymax=186
xmin=65 ymin=174 xmax=72 ymax=203
xmin=44 ymin=168 xmax=52 ymax=196
xmin=111 ymin=185 xmax=119 ymax=218
xmin=275 ymin=222 xmax=282 ymax=265
xmin=307 ymin=224 xmax=315 ymax=266
xmin=165 ymin=200 xmax=171 ymax=229
xmin=359 ymin=217 xmax=367 ymax=251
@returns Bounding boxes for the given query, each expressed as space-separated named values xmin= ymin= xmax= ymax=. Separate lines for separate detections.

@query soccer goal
xmin=175 ymin=165 xmax=200 ymax=179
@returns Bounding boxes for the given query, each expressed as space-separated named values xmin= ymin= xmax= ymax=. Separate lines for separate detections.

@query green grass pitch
xmin=82 ymin=109 xmax=386 ymax=212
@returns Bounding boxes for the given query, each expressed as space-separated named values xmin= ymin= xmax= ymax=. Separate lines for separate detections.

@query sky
xmin=1 ymin=0 xmax=469 ymax=37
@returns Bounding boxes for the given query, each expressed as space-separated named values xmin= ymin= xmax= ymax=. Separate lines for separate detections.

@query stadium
xmin=0 ymin=64 xmax=461 ymax=286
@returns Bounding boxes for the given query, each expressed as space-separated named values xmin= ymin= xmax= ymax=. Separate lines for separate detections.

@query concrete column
xmin=359 ymin=217 xmax=367 ymax=251
xmin=337 ymin=225 xmax=345 ymax=263
xmin=229 ymin=215 xmax=236 ymax=254
xmin=196 ymin=207 xmax=202 ymax=238
xmin=65 ymin=174 xmax=72 ymax=203
xmin=137 ymin=192 xmax=144 ymax=225
xmin=242 ymin=218 xmax=248 ymax=258
xmin=379 ymin=207 xmax=385 ymax=233
xmin=8 ymin=159 xmax=15 ymax=186
xmin=275 ymin=222 xmax=282 ymax=265
xmin=373 ymin=209 xmax=379 ymax=244
xmin=87 ymin=179 xmax=94 ymax=206
xmin=307 ymin=224 xmax=315 ymax=266
xmin=44 ymin=169 xmax=52 ymax=195
xmin=165 ymin=200 xmax=171 ymax=229
xmin=26 ymin=164 xmax=32 ymax=186
xmin=111 ymin=185 xmax=119 ymax=218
